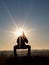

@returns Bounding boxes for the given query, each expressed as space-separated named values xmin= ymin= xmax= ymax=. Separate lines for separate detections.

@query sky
xmin=0 ymin=0 xmax=49 ymax=50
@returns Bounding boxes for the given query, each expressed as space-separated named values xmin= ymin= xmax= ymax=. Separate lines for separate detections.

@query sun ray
xmin=2 ymin=1 xmax=35 ymax=38
xmin=27 ymin=28 xmax=36 ymax=33
xmin=2 ymin=1 xmax=18 ymax=29
xmin=4 ymin=30 xmax=15 ymax=34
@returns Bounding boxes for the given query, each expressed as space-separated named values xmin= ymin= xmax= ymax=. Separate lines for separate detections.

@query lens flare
xmin=16 ymin=29 xmax=23 ymax=37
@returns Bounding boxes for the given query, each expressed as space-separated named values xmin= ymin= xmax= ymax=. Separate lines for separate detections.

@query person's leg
xmin=25 ymin=45 xmax=31 ymax=56
xmin=28 ymin=45 xmax=31 ymax=56
xmin=14 ymin=45 xmax=18 ymax=57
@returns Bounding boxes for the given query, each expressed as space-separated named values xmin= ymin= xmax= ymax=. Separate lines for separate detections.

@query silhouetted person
xmin=14 ymin=31 xmax=31 ymax=57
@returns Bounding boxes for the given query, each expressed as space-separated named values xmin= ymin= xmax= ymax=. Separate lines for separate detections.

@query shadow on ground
xmin=3 ymin=56 xmax=49 ymax=65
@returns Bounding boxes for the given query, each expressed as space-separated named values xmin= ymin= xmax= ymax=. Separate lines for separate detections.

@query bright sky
xmin=0 ymin=0 xmax=49 ymax=50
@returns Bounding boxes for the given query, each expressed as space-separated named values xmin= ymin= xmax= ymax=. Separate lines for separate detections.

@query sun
xmin=15 ymin=29 xmax=23 ymax=37
xmin=14 ymin=27 xmax=27 ymax=37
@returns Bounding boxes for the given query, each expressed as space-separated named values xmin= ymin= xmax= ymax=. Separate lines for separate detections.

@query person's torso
xmin=18 ymin=36 xmax=25 ymax=47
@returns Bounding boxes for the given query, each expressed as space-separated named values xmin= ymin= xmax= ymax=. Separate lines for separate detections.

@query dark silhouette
xmin=14 ymin=31 xmax=31 ymax=57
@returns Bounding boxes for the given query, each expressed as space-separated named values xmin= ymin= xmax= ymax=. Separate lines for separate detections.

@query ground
xmin=0 ymin=55 xmax=49 ymax=65
xmin=0 ymin=50 xmax=49 ymax=65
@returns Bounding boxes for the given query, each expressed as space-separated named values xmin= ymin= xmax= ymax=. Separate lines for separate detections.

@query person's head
xmin=22 ymin=31 xmax=24 ymax=35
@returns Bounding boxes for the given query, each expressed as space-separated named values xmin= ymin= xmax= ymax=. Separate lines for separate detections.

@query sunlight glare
xmin=16 ymin=30 xmax=22 ymax=36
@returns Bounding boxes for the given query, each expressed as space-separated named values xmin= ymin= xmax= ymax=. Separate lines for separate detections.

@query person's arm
xmin=23 ymin=35 xmax=28 ymax=43
xmin=22 ymin=33 xmax=28 ymax=43
xmin=25 ymin=37 xmax=28 ymax=43
xmin=17 ymin=37 xmax=19 ymax=43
